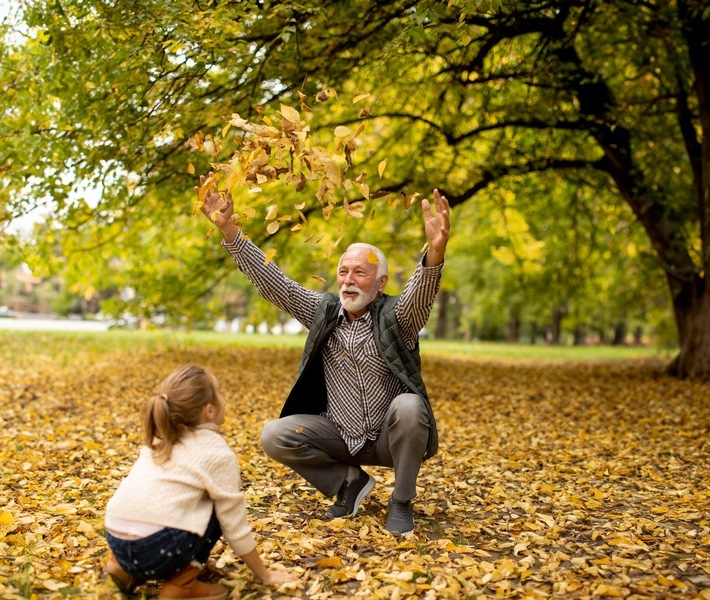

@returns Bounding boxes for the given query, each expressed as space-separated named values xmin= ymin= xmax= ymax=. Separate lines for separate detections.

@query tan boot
xmin=157 ymin=564 xmax=227 ymax=600
xmin=104 ymin=550 xmax=136 ymax=593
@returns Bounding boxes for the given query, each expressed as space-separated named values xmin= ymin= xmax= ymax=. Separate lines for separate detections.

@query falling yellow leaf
xmin=187 ymin=162 xmax=195 ymax=174
xmin=265 ymin=205 xmax=278 ymax=221
xmin=353 ymin=94 xmax=370 ymax=103
xmin=377 ymin=159 xmax=387 ymax=178
xmin=266 ymin=221 xmax=280 ymax=235
xmin=334 ymin=125 xmax=352 ymax=138
xmin=279 ymin=104 xmax=301 ymax=125
xmin=263 ymin=248 xmax=276 ymax=265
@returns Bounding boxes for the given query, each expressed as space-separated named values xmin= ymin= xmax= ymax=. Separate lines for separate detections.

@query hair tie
xmin=160 ymin=394 xmax=169 ymax=403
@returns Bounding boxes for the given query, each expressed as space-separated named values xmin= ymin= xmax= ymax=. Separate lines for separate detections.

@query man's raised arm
xmin=422 ymin=189 xmax=451 ymax=267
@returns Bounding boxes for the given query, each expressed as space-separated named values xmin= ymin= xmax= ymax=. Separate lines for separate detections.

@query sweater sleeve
xmin=200 ymin=434 xmax=257 ymax=557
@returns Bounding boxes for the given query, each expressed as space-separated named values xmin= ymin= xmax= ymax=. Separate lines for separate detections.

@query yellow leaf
xmin=594 ymin=584 xmax=627 ymax=597
xmin=265 ymin=205 xmax=278 ymax=221
xmin=263 ymin=248 xmax=277 ymax=265
xmin=0 ymin=511 xmax=13 ymax=526
xmin=280 ymin=104 xmax=301 ymax=124
xmin=367 ymin=250 xmax=379 ymax=265
xmin=513 ymin=543 xmax=527 ymax=555
xmin=51 ymin=504 xmax=78 ymax=515
xmin=266 ymin=221 xmax=280 ymax=234
xmin=378 ymin=159 xmax=387 ymax=178
xmin=187 ymin=162 xmax=195 ymax=175
xmin=317 ymin=556 xmax=343 ymax=568
xmin=334 ymin=126 xmax=352 ymax=138
xmin=608 ymin=537 xmax=634 ymax=546
xmin=353 ymin=94 xmax=370 ymax=103
xmin=77 ymin=520 xmax=97 ymax=536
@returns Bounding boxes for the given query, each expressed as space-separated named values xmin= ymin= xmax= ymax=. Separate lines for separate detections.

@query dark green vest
xmin=280 ymin=292 xmax=439 ymax=459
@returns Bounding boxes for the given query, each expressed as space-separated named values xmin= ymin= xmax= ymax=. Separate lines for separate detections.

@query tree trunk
xmin=507 ymin=310 xmax=520 ymax=342
xmin=434 ymin=289 xmax=448 ymax=339
xmin=667 ymin=277 xmax=710 ymax=378
xmin=548 ymin=305 xmax=565 ymax=345
xmin=612 ymin=321 xmax=627 ymax=346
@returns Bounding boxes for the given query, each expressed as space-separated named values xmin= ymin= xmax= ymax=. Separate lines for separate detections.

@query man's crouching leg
xmin=381 ymin=393 xmax=430 ymax=535
xmin=261 ymin=414 xmax=354 ymax=499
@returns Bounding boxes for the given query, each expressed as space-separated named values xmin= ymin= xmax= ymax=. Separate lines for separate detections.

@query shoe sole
xmin=387 ymin=526 xmax=415 ymax=536
xmin=350 ymin=475 xmax=375 ymax=517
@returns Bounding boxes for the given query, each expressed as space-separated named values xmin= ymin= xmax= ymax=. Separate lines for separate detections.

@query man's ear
xmin=378 ymin=275 xmax=389 ymax=292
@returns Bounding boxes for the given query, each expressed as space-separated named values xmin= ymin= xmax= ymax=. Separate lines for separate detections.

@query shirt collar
xmin=337 ymin=305 xmax=373 ymax=325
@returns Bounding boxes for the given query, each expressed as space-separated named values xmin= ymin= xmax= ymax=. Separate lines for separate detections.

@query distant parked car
xmin=0 ymin=306 xmax=15 ymax=318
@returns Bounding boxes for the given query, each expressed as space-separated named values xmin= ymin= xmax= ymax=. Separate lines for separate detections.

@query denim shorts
xmin=105 ymin=509 xmax=222 ymax=582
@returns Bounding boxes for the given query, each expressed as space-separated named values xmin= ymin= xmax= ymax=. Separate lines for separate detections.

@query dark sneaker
xmin=326 ymin=468 xmax=375 ymax=518
xmin=386 ymin=496 xmax=414 ymax=535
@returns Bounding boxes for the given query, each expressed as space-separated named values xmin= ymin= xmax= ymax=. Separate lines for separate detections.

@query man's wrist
xmin=220 ymin=223 xmax=240 ymax=245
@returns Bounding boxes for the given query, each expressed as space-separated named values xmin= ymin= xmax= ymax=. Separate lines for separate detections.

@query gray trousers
xmin=260 ymin=393 xmax=430 ymax=502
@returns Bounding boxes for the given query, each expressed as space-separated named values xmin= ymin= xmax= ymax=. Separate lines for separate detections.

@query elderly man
xmin=198 ymin=176 xmax=450 ymax=535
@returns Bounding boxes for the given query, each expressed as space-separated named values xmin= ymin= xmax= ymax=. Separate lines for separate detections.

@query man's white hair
xmin=341 ymin=243 xmax=388 ymax=280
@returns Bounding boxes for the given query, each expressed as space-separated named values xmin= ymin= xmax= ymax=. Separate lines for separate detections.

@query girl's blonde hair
xmin=142 ymin=364 xmax=220 ymax=464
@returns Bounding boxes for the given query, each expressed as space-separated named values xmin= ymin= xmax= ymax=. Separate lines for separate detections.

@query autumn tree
xmin=1 ymin=0 xmax=708 ymax=376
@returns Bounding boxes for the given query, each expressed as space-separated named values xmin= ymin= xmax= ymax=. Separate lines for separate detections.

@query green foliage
xmin=0 ymin=0 xmax=707 ymax=366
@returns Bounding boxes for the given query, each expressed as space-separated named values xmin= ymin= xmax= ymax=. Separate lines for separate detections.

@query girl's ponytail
xmin=141 ymin=365 xmax=219 ymax=464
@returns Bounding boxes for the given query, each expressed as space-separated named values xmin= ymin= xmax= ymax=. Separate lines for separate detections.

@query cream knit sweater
xmin=105 ymin=424 xmax=256 ymax=557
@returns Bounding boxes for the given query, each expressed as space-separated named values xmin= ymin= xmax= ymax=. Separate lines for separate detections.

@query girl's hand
xmin=260 ymin=569 xmax=298 ymax=586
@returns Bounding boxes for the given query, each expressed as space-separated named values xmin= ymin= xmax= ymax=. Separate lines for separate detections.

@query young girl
xmin=104 ymin=364 xmax=296 ymax=599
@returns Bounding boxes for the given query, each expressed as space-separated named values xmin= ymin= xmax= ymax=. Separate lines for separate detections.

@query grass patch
xmin=0 ymin=329 xmax=675 ymax=365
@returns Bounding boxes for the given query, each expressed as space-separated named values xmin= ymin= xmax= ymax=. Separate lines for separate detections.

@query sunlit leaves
xmin=190 ymin=92 xmax=399 ymax=253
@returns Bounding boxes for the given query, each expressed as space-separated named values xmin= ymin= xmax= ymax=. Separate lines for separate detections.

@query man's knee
xmin=389 ymin=394 xmax=429 ymax=429
xmin=260 ymin=419 xmax=284 ymax=459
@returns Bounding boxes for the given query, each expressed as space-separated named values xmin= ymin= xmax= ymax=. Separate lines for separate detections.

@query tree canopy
xmin=1 ymin=0 xmax=708 ymax=375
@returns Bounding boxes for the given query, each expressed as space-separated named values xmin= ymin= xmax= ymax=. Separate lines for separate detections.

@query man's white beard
xmin=339 ymin=284 xmax=379 ymax=314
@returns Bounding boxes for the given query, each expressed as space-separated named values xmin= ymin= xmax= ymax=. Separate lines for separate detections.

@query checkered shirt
xmin=223 ymin=236 xmax=443 ymax=454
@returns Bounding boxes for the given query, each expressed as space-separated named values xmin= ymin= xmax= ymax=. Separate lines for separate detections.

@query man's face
xmin=337 ymin=247 xmax=387 ymax=319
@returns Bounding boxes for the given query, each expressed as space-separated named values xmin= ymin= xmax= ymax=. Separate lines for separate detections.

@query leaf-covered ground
xmin=0 ymin=333 xmax=708 ymax=599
